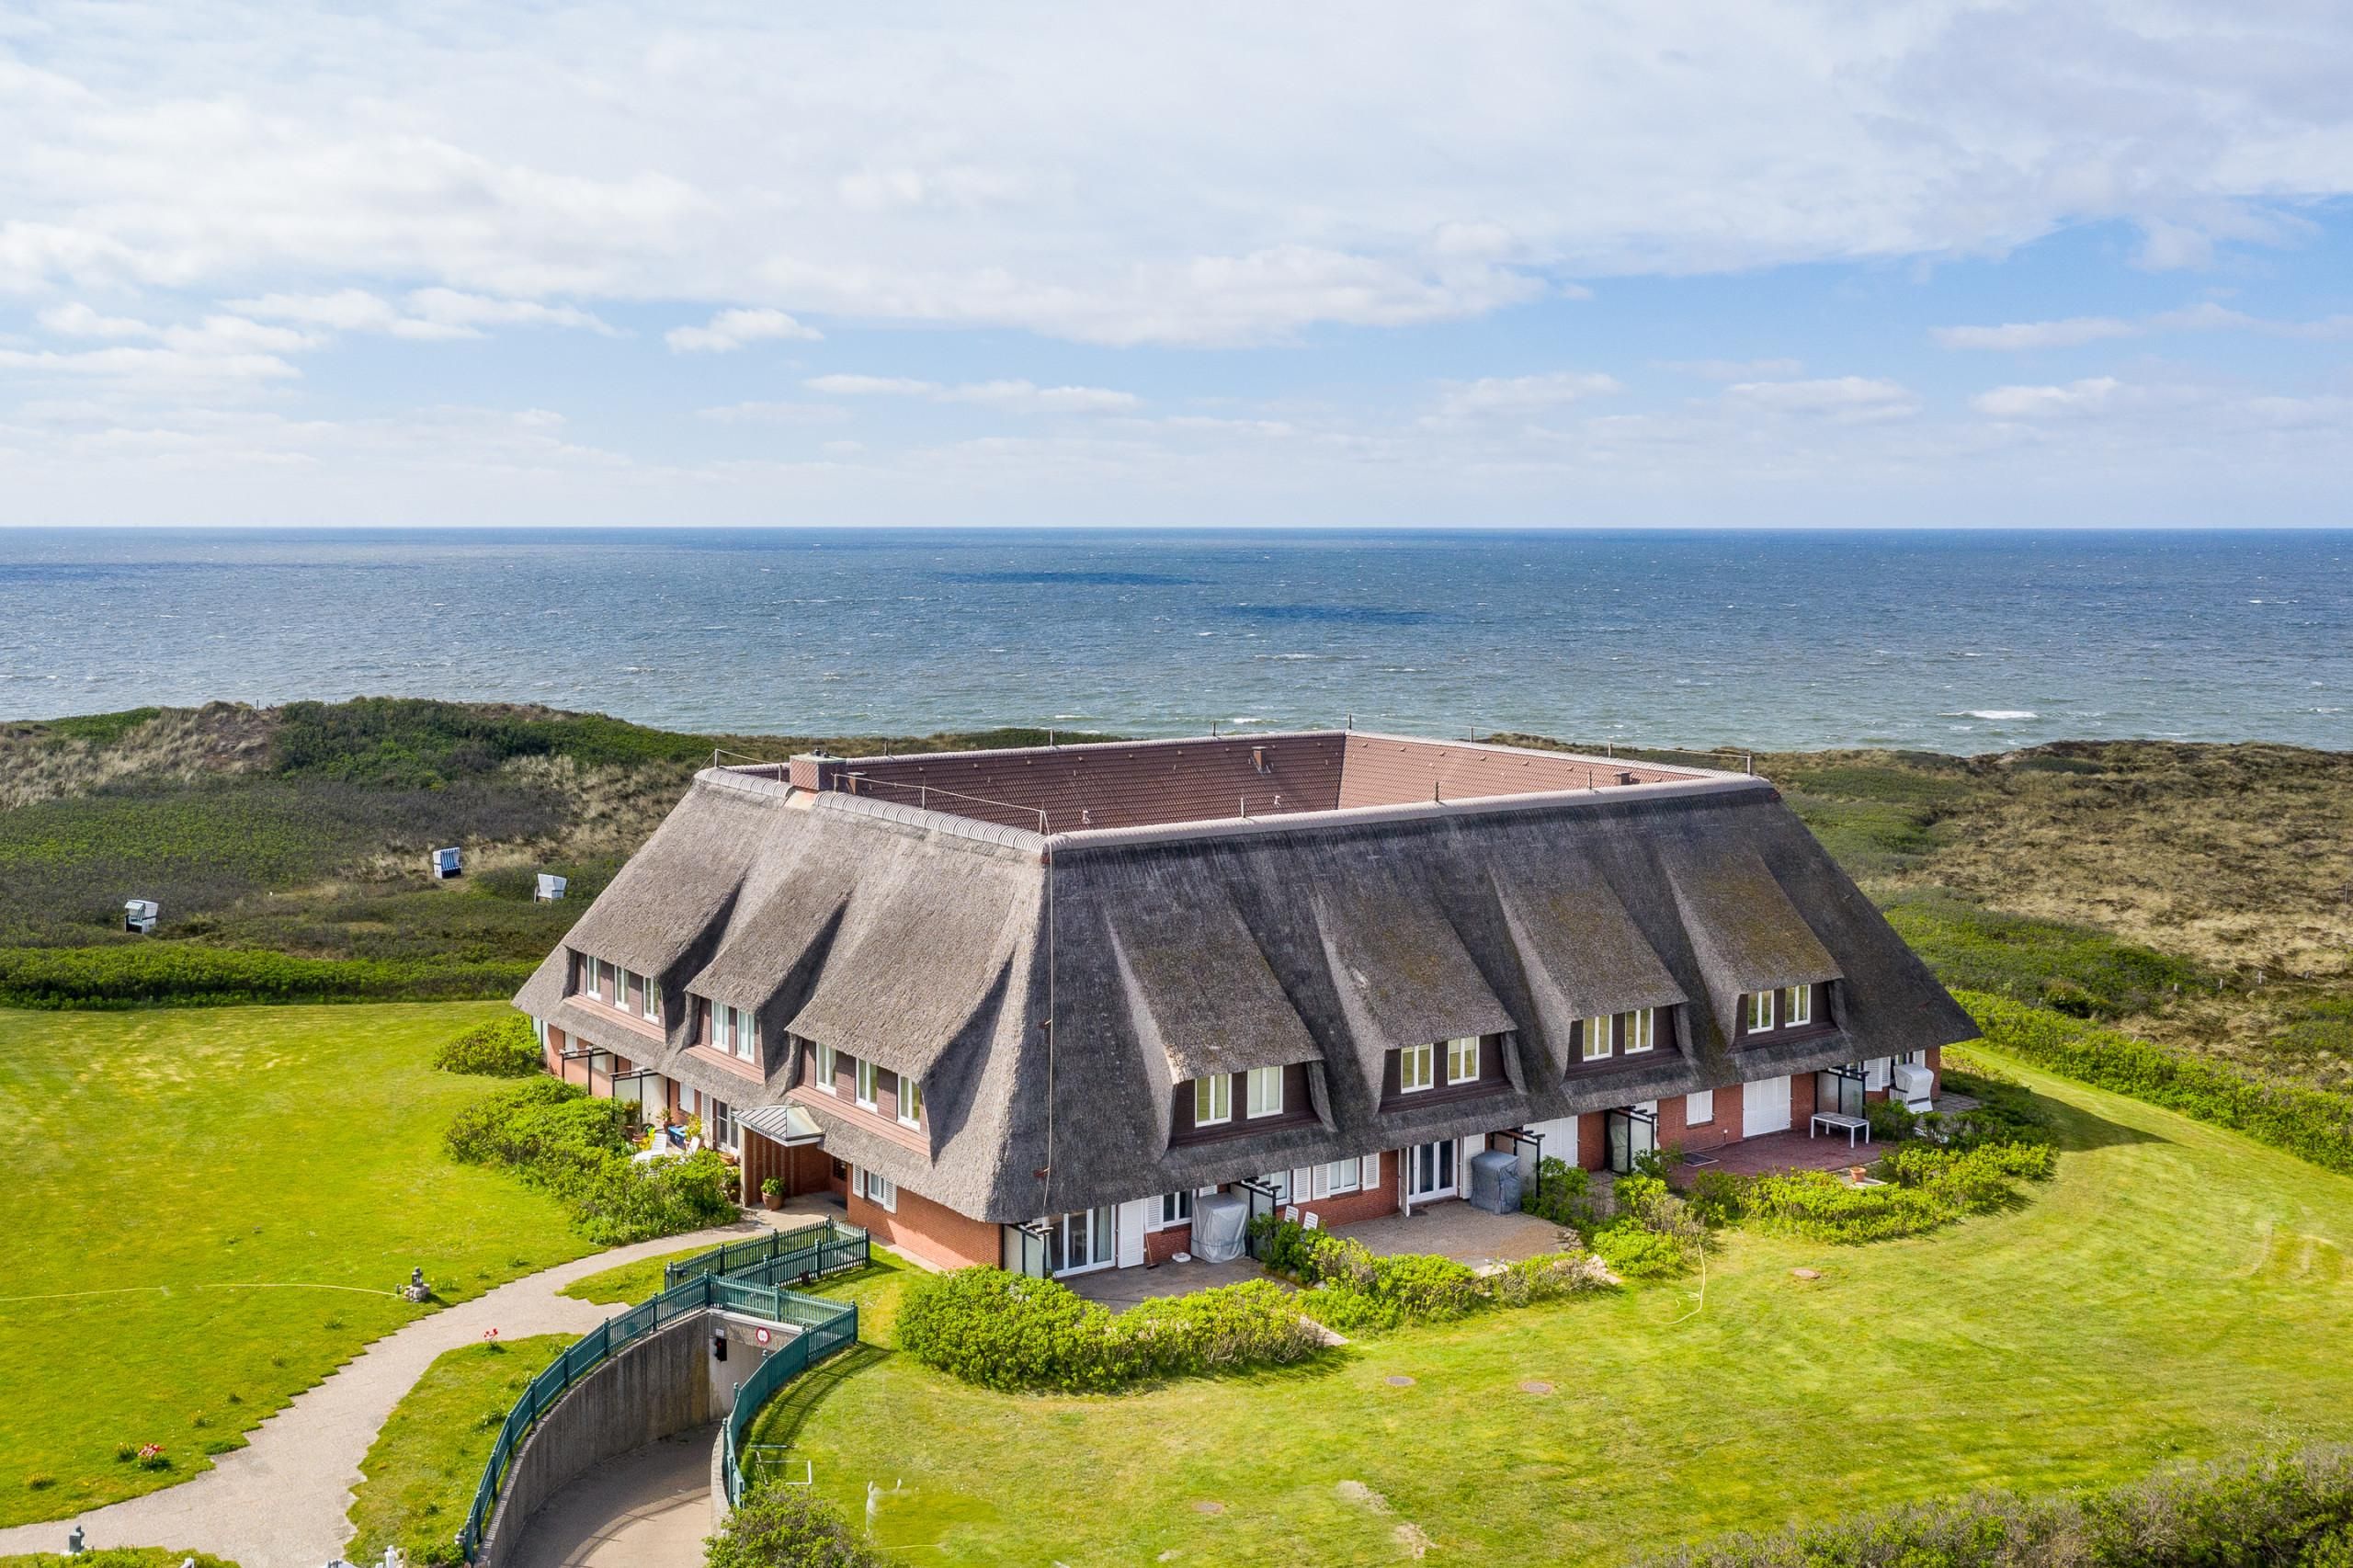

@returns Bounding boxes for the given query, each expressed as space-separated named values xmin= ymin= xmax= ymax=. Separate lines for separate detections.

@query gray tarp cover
xmin=1191 ymin=1192 xmax=1249 ymax=1263
xmin=1468 ymin=1148 xmax=1522 ymax=1214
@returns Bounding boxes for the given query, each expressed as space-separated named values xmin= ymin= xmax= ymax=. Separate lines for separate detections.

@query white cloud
xmin=1934 ymin=301 xmax=2353 ymax=350
xmin=1658 ymin=358 xmax=1805 ymax=381
xmin=38 ymin=302 xmax=153 ymax=339
xmin=694 ymin=401 xmax=849 ymax=425
xmin=1971 ymin=378 xmax=2122 ymax=418
xmin=6 ymin=6 xmax=2349 ymax=344
xmin=1428 ymin=371 xmax=1621 ymax=423
xmin=665 ymin=308 xmax=822 ymax=353
xmin=1721 ymin=376 xmax=1917 ymax=421
xmin=230 ymin=288 xmax=609 ymax=341
xmin=408 ymin=290 xmax=615 ymax=335
xmin=802 ymin=375 xmax=1139 ymax=414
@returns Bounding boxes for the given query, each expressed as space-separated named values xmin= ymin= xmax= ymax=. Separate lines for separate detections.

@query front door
xmin=1048 ymin=1207 xmax=1116 ymax=1276
xmin=1406 ymin=1140 xmax=1456 ymax=1202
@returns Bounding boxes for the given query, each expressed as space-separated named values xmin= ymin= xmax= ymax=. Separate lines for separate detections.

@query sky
xmin=3 ymin=2 xmax=2352 ymax=528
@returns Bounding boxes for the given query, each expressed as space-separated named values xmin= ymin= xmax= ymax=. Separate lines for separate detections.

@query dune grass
xmin=344 ymin=1334 xmax=570 ymax=1567
xmin=756 ymin=1061 xmax=2353 ymax=1566
xmin=0 ymin=1002 xmax=592 ymax=1528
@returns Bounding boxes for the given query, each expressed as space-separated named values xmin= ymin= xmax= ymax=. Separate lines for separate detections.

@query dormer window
xmin=640 ymin=976 xmax=660 ymax=1024
xmin=1397 ymin=1041 xmax=1435 ymax=1094
xmin=1745 ymin=991 xmax=1776 ymax=1033
xmin=580 ymin=956 xmax=604 ymax=1001
xmin=1245 ymin=1065 xmax=1284 ymax=1119
xmin=1623 ymin=1007 xmax=1655 ymax=1054
xmin=1782 ymin=985 xmax=1813 ymax=1028
xmin=899 ymin=1076 xmax=924 ymax=1129
xmin=712 ymin=1002 xmax=758 ymax=1062
xmin=1445 ymin=1035 xmax=1481 ymax=1085
xmin=856 ymin=1058 xmax=881 ymax=1110
xmin=812 ymin=1040 xmax=836 ymax=1093
xmin=1193 ymin=1074 xmax=1233 ymax=1126
xmin=1581 ymin=1016 xmax=1612 ymax=1061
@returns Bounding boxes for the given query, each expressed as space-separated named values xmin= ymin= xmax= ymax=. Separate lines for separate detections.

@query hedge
xmin=443 ymin=1078 xmax=734 ymax=1245
xmin=1645 ymin=1446 xmax=2353 ymax=1568
xmin=706 ymin=1484 xmax=886 ymax=1568
xmin=0 ymin=942 xmax=529 ymax=1008
xmin=431 ymin=1014 xmax=542 ymax=1076
xmin=1959 ymin=989 xmax=2353 ymax=1176
xmin=895 ymin=1268 xmax=1324 ymax=1392
xmin=1252 ymin=1216 xmax=1613 ymax=1334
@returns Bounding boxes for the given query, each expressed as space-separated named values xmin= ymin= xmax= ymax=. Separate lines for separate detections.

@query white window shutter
xmin=1359 ymin=1152 xmax=1381 ymax=1188
xmin=1291 ymin=1167 xmax=1313 ymax=1204
xmin=1311 ymin=1164 xmax=1331 ymax=1199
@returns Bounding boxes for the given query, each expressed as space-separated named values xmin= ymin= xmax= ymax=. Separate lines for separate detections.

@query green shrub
xmin=1864 ymin=1100 xmax=1918 ymax=1142
xmin=1367 ymin=1252 xmax=1483 ymax=1323
xmin=1646 ymin=1447 xmax=2353 ymax=1568
xmin=1294 ymin=1283 xmax=1404 ymax=1336
xmin=1521 ymin=1157 xmax=1600 ymax=1231
xmin=443 ymin=1079 xmax=733 ymax=1244
xmin=895 ymin=1269 xmax=1322 ymax=1393
xmin=1248 ymin=1218 xmax=1486 ymax=1323
xmin=1490 ymin=1251 xmax=1614 ymax=1307
xmin=1744 ymin=1171 xmax=1950 ymax=1244
xmin=706 ymin=1483 xmax=887 ymax=1568
xmin=1685 ymin=1169 xmax=1748 ymax=1227
xmin=431 ymin=1015 xmax=541 ymax=1076
xmin=1591 ymin=1226 xmax=1688 ymax=1279
xmin=1961 ymin=990 xmax=2353 ymax=1176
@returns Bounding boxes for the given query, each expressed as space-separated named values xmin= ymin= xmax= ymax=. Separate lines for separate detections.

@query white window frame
xmin=1445 ymin=1035 xmax=1481 ymax=1085
xmin=1784 ymin=984 xmax=1813 ymax=1028
xmin=1398 ymin=1041 xmax=1435 ymax=1094
xmin=1624 ymin=1007 xmax=1655 ymax=1055
xmin=641 ymin=974 xmax=659 ymax=1023
xmin=860 ymin=1168 xmax=896 ymax=1213
xmin=1687 ymin=1088 xmax=1715 ymax=1125
xmin=1152 ymin=1189 xmax=1193 ymax=1229
xmin=581 ymin=956 xmax=603 ymax=1001
xmin=1194 ymin=1074 xmax=1233 ymax=1127
xmin=710 ymin=1097 xmax=738 ymax=1152
xmin=1746 ymin=991 xmax=1776 ymax=1033
xmin=812 ymin=1040 xmax=836 ymax=1094
xmin=1315 ymin=1158 xmax=1363 ymax=1198
xmin=899 ymin=1075 xmax=923 ymax=1129
xmin=1245 ymin=1065 xmax=1284 ymax=1119
xmin=1582 ymin=1015 xmax=1612 ymax=1061
xmin=855 ymin=1057 xmax=880 ymax=1111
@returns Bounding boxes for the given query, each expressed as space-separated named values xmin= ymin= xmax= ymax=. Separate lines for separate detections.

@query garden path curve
xmin=0 ymin=1221 xmax=764 ymax=1568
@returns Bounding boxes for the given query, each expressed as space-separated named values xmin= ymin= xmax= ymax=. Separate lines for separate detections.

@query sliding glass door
xmin=1047 ymin=1206 xmax=1116 ymax=1275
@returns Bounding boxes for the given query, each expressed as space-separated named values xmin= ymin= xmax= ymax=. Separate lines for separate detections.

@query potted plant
xmin=760 ymin=1176 xmax=786 ymax=1211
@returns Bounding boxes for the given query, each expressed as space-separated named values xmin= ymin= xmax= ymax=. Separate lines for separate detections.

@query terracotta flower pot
xmin=762 ymin=1191 xmax=785 ymax=1211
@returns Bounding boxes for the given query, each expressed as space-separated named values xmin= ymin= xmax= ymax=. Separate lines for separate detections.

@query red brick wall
xmin=848 ymin=1176 xmax=999 ymax=1271
xmin=1144 ymin=1222 xmax=1193 ymax=1265
xmin=1575 ymin=1112 xmax=1608 ymax=1170
xmin=1927 ymin=1046 xmax=1944 ymax=1095
xmin=1657 ymin=1090 xmax=1741 ymax=1154
xmin=1789 ymin=1071 xmax=1819 ymax=1125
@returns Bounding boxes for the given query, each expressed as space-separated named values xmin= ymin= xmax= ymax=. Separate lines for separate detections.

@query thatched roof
xmin=521 ymin=749 xmax=1974 ymax=1223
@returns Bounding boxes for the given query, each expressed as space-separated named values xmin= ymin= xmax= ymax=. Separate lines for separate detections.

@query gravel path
xmin=0 ymin=1222 xmax=767 ymax=1568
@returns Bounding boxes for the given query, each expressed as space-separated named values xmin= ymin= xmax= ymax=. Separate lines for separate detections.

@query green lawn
xmin=758 ymin=1060 xmax=2353 ymax=1566
xmin=556 ymin=1244 xmax=713 ymax=1306
xmin=345 ymin=1335 xmax=570 ymax=1566
xmin=0 ymin=1003 xmax=592 ymax=1527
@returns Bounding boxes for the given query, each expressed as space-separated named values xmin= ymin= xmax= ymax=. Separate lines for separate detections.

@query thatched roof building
xmin=518 ymin=731 xmax=1973 ymax=1272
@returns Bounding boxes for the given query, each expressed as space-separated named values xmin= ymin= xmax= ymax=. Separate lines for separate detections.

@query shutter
xmin=1359 ymin=1152 xmax=1381 ymax=1189
xmin=1290 ymin=1168 xmax=1313 ymax=1205
xmin=1311 ymin=1164 xmax=1330 ymax=1199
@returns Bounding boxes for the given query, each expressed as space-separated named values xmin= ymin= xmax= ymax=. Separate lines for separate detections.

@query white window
xmin=1746 ymin=991 xmax=1776 ymax=1033
xmin=1245 ymin=1065 xmax=1284 ymax=1119
xmin=899 ymin=1076 xmax=923 ymax=1129
xmin=1582 ymin=1016 xmax=1612 ymax=1061
xmin=812 ymin=1040 xmax=836 ymax=1094
xmin=859 ymin=1168 xmax=896 ymax=1212
xmin=1783 ymin=985 xmax=1813 ymax=1028
xmin=855 ymin=1057 xmax=880 ymax=1110
xmin=1398 ymin=1042 xmax=1435 ymax=1094
xmin=1624 ymin=1007 xmax=1655 ymax=1055
xmin=715 ymin=1004 xmax=757 ymax=1062
xmin=1687 ymin=1088 xmax=1715 ymax=1125
xmin=1194 ymin=1074 xmax=1233 ymax=1126
xmin=1153 ymin=1189 xmax=1193 ymax=1229
xmin=1445 ymin=1036 xmax=1481 ymax=1085
xmin=710 ymin=1098 xmax=738 ymax=1151
xmin=1316 ymin=1158 xmax=1362 ymax=1198
xmin=581 ymin=956 xmax=603 ymax=1000
xmin=641 ymin=975 xmax=659 ymax=1023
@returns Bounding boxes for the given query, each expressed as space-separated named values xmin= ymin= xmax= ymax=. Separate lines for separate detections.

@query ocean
xmin=0 ymin=528 xmax=2344 ymax=753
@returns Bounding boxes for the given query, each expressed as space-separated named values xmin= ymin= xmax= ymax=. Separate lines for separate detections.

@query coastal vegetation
xmin=751 ymin=1065 xmax=2353 ymax=1564
xmin=0 ymin=1001 xmax=589 ymax=1528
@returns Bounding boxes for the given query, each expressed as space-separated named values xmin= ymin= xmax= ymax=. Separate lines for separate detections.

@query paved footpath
xmin=0 ymin=1221 xmax=770 ymax=1568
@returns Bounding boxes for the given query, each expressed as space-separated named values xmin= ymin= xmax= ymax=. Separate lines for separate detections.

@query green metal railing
xmin=665 ymin=1218 xmax=868 ymax=1289
xmin=458 ymin=1222 xmax=868 ymax=1561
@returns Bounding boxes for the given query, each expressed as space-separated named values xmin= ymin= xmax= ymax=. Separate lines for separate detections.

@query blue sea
xmin=0 ymin=529 xmax=2345 ymax=753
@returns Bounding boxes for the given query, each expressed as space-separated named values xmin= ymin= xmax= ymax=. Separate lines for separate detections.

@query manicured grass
xmin=345 ymin=1335 xmax=570 ymax=1566
xmin=556 ymin=1244 xmax=714 ymax=1305
xmin=761 ymin=1062 xmax=2353 ymax=1566
xmin=0 ymin=1003 xmax=593 ymax=1528
xmin=0 ymin=1552 xmax=237 ymax=1567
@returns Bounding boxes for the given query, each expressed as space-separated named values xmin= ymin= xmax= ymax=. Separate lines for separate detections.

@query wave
xmin=1945 ymin=709 xmax=2039 ymax=721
